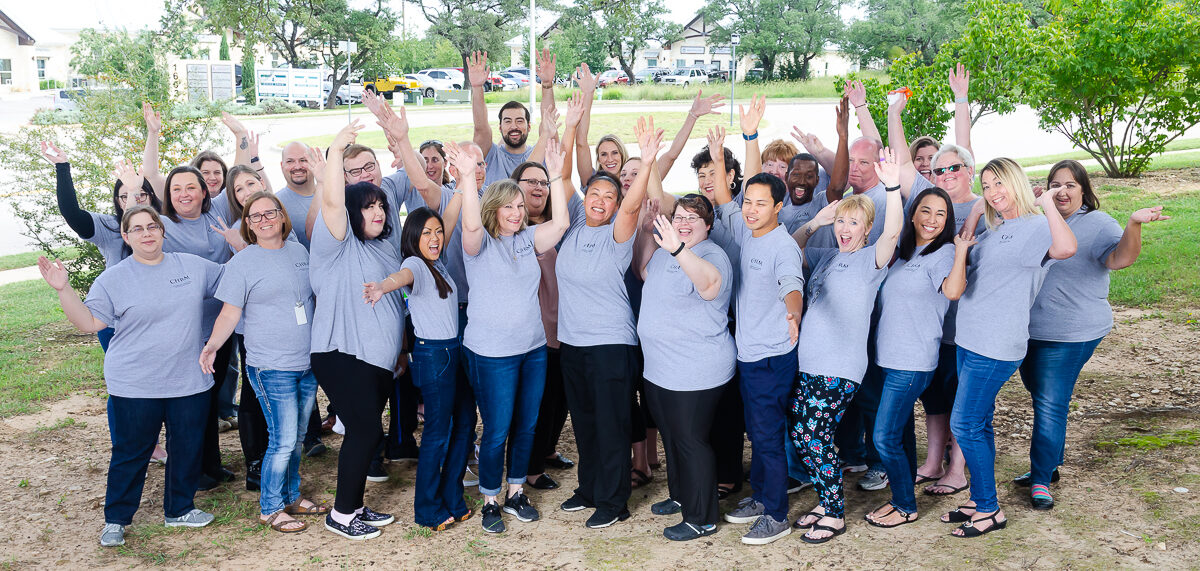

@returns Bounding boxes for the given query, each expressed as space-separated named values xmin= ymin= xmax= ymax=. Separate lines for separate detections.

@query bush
xmin=31 ymin=109 xmax=84 ymax=126
xmin=39 ymin=79 xmax=64 ymax=90
xmin=256 ymin=98 xmax=302 ymax=115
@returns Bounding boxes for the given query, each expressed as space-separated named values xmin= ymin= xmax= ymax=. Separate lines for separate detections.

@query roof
xmin=504 ymin=15 xmax=561 ymax=47
xmin=0 ymin=9 xmax=36 ymax=45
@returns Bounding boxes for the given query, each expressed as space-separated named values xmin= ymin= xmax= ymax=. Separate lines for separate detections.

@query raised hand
xmin=114 ymin=159 xmax=144 ymax=190
xmin=835 ymin=96 xmax=850 ymax=140
xmin=642 ymin=198 xmax=661 ymax=232
xmin=540 ymin=105 xmax=562 ymax=140
xmin=954 ymin=232 xmax=978 ymax=250
xmin=361 ymin=88 xmax=386 ymax=116
xmin=40 ymin=141 xmax=67 ymax=164
xmin=1130 ymin=205 xmax=1171 ymax=224
xmin=544 ymin=137 xmax=566 ymax=179
xmin=791 ymin=126 xmax=827 ymax=155
xmin=37 ymin=256 xmax=69 ymax=292
xmin=689 ymin=89 xmax=725 ymax=118
xmin=651 ymin=214 xmax=684 ymax=253
xmin=738 ymin=94 xmax=766 ymax=136
xmin=844 ymin=79 xmax=867 ymax=108
xmin=220 ymin=111 xmax=248 ymax=137
xmin=1034 ymin=184 xmax=1059 ymax=212
xmin=1032 ymin=184 xmax=1045 ymax=198
xmin=536 ymin=47 xmax=556 ymax=87
xmin=362 ymin=281 xmax=385 ymax=306
xmin=575 ymin=63 xmax=597 ymax=93
xmin=634 ymin=116 xmax=665 ymax=161
xmin=384 ymin=131 xmax=404 ymax=169
xmin=889 ymin=90 xmax=909 ymax=115
xmin=143 ymin=103 xmax=161 ymax=134
xmin=949 ymin=62 xmax=970 ymax=100
xmin=467 ymin=51 xmax=490 ymax=88
xmin=564 ymin=91 xmax=585 ymax=128
xmin=445 ymin=141 xmax=476 ymax=181
xmin=874 ymin=147 xmax=900 ymax=188
xmin=210 ymin=216 xmax=241 ymax=246
xmin=331 ymin=119 xmax=363 ymax=151
xmin=813 ymin=199 xmax=840 ymax=227
xmin=305 ymin=146 xmax=326 ymax=185
xmin=376 ymin=103 xmax=410 ymax=141
xmin=706 ymin=125 xmax=727 ymax=165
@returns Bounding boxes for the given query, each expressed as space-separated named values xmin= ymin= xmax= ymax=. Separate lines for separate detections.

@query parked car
xmin=498 ymin=71 xmax=531 ymax=89
xmin=597 ymin=69 xmax=630 ymax=87
xmin=505 ymin=67 xmax=543 ymax=84
xmin=53 ymin=89 xmax=84 ymax=111
xmin=659 ymin=67 xmax=710 ymax=87
xmin=412 ymin=69 xmax=464 ymax=97
xmin=744 ymin=68 xmax=766 ymax=82
xmin=707 ymin=69 xmax=731 ymax=82
xmin=364 ymin=74 xmax=420 ymax=97
xmin=322 ymin=81 xmax=364 ymax=105
xmin=633 ymin=67 xmax=671 ymax=84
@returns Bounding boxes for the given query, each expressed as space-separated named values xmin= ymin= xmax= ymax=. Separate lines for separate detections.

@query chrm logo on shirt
xmin=169 ymin=275 xmax=193 ymax=286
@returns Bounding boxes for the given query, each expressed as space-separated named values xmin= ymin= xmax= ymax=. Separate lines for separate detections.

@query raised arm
xmin=536 ymin=48 xmax=558 ymax=116
xmin=651 ymin=214 xmax=722 ymax=301
xmin=221 ymin=112 xmax=252 ymax=167
xmin=304 ymin=146 xmax=326 ymax=242
xmin=792 ymin=199 xmax=839 ymax=250
xmin=468 ymin=51 xmax=494 ymax=157
xmin=845 ymin=79 xmax=881 ymax=146
xmin=41 ymin=142 xmax=95 ymax=239
xmin=560 ymin=91 xmax=585 ymax=187
xmin=527 ymin=104 xmax=559 ymax=165
xmin=573 ymin=63 xmax=599 ymax=183
xmin=829 ymin=97 xmax=851 ymax=201
xmin=141 ymin=103 xmax=166 ymax=199
xmin=707 ymin=126 xmax=733 ymax=205
xmin=368 ymin=91 xmax=442 ymax=208
xmin=634 ymin=198 xmax=661 ymax=279
xmin=1035 ymin=190 xmax=1077 ymax=260
xmin=740 ymin=94 xmax=766 ymax=179
xmin=658 ymin=90 xmax=724 ymax=179
xmin=38 ymin=257 xmax=106 ymax=333
xmin=949 ymin=63 xmax=973 ymax=157
xmin=942 ymin=233 xmax=975 ymax=300
xmin=614 ymin=117 xmax=664 ymax=243
xmin=533 ymin=138 xmax=571 ymax=253
xmin=791 ymin=126 xmax=834 ymax=173
xmin=320 ymin=121 xmax=365 ymax=241
xmin=873 ymin=148 xmax=905 ymax=269
xmin=1106 ymin=206 xmax=1170 ymax=270
xmin=887 ymin=93 xmax=919 ymax=199
xmin=453 ymin=142 xmax=485 ymax=256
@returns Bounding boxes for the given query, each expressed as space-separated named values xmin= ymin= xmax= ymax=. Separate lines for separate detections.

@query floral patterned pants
xmin=789 ymin=372 xmax=858 ymax=519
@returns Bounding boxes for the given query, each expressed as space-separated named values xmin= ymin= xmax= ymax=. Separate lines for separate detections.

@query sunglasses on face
xmin=933 ymin=163 xmax=966 ymax=176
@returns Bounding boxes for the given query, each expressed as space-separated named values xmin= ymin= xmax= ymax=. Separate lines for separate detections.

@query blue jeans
xmin=245 ymin=366 xmax=317 ymax=515
xmin=1018 ymin=337 xmax=1103 ymax=486
xmin=464 ymin=345 xmax=547 ymax=497
xmin=105 ymin=391 xmax=208 ymax=525
xmin=836 ymin=363 xmax=885 ymax=470
xmin=875 ymin=368 xmax=933 ymax=513
xmin=411 ymin=337 xmax=475 ymax=526
xmin=738 ymin=352 xmax=795 ymax=520
xmin=951 ymin=347 xmax=1023 ymax=513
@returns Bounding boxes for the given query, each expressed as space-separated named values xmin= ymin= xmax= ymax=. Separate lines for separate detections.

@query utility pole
xmin=730 ymin=33 xmax=740 ymax=126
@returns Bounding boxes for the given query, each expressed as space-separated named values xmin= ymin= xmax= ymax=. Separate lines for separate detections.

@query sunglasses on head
xmin=932 ymin=163 xmax=966 ymax=176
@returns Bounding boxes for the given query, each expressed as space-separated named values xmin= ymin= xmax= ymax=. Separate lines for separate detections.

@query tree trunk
xmin=617 ymin=51 xmax=635 ymax=87
xmin=460 ymin=52 xmax=473 ymax=91
xmin=760 ymin=53 xmax=776 ymax=80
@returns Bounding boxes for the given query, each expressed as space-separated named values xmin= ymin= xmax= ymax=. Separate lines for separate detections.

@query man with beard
xmin=467 ymin=51 xmax=553 ymax=188
xmin=275 ymin=142 xmax=318 ymax=250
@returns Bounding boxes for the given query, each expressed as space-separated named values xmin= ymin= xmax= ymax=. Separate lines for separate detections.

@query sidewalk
xmin=0 ymin=265 xmax=39 ymax=286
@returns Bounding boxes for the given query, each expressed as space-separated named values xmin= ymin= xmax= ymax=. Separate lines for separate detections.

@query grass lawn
xmin=1097 ymin=184 xmax=1200 ymax=307
xmin=0 ymin=247 xmax=79 ymax=272
xmin=0 ymin=280 xmax=104 ymax=417
xmin=295 ymin=111 xmax=762 ymax=152
xmin=480 ymin=74 xmax=884 ymax=105
xmin=1026 ymin=150 xmax=1200 ymax=179
xmin=1017 ymin=139 xmax=1200 ymax=168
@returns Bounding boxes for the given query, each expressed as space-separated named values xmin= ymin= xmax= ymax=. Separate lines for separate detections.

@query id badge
xmin=294 ymin=302 xmax=308 ymax=325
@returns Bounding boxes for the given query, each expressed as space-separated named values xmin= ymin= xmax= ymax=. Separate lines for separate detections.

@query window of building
xmin=0 ymin=60 xmax=12 ymax=85
xmin=694 ymin=59 xmax=704 ymax=66
xmin=647 ymin=58 xmax=657 ymax=67
xmin=676 ymin=59 xmax=685 ymax=68
xmin=36 ymin=58 xmax=47 ymax=80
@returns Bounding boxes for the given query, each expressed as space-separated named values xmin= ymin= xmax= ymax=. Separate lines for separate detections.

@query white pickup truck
xmin=659 ymin=68 xmax=710 ymax=87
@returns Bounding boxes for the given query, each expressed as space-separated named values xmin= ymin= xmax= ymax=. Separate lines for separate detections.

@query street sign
xmin=731 ymin=33 xmax=741 ymax=46
xmin=338 ymin=41 xmax=358 ymax=53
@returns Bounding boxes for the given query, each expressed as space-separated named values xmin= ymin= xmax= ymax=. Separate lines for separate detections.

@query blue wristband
xmin=742 ymin=132 xmax=758 ymax=141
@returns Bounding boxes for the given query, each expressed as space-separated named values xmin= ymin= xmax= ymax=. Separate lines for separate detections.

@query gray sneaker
xmin=858 ymin=468 xmax=889 ymax=491
xmin=741 ymin=514 xmax=791 ymax=545
xmin=164 ymin=508 xmax=215 ymax=527
xmin=723 ymin=497 xmax=765 ymax=524
xmin=99 ymin=523 xmax=125 ymax=547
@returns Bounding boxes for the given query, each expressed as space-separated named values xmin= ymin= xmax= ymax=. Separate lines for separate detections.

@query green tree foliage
xmin=547 ymin=20 xmax=609 ymax=76
xmin=1023 ymin=0 xmax=1200 ymax=177
xmin=0 ymin=29 xmax=221 ymax=292
xmin=560 ymin=0 xmax=680 ymax=82
xmin=308 ymin=0 xmax=399 ymax=107
xmin=701 ymin=0 xmax=843 ymax=81
xmin=834 ymin=61 xmax=952 ymax=143
xmin=240 ymin=44 xmax=256 ymax=100
xmin=219 ymin=33 xmax=230 ymax=60
xmin=418 ymin=0 xmax=527 ymax=86
xmin=843 ymin=0 xmax=964 ymax=67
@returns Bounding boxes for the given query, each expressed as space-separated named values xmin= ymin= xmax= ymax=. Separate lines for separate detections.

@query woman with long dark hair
xmin=1015 ymin=160 xmax=1167 ymax=509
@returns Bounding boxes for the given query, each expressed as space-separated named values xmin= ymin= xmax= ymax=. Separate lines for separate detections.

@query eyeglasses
xmin=344 ymin=162 xmax=377 ymax=177
xmin=125 ymin=223 xmax=162 ymax=235
xmin=672 ymin=215 xmax=702 ymax=224
xmin=247 ymin=208 xmax=282 ymax=223
xmin=932 ymin=163 xmax=966 ymax=176
xmin=119 ymin=191 xmax=149 ymax=202
xmin=519 ymin=178 xmax=550 ymax=189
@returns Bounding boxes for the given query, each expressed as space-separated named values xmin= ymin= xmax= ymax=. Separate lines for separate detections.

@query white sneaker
xmin=463 ymin=466 xmax=479 ymax=487
xmin=99 ymin=523 xmax=125 ymax=547
xmin=332 ymin=416 xmax=345 ymax=435
xmin=164 ymin=508 xmax=214 ymax=527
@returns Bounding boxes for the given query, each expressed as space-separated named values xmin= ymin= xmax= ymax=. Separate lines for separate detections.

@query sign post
xmin=730 ymin=34 xmax=740 ymax=126
xmin=338 ymin=40 xmax=358 ymax=121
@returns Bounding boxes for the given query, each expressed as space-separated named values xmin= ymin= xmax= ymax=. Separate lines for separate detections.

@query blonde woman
xmin=944 ymin=157 xmax=1076 ymax=538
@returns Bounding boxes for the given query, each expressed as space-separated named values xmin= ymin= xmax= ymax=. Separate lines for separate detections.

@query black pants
xmin=236 ymin=335 xmax=269 ymax=468
xmin=646 ymin=380 xmax=724 ymax=526
xmin=202 ymin=338 xmax=235 ymax=477
xmin=312 ymin=350 xmax=394 ymax=514
xmin=629 ymin=346 xmax=657 ymax=443
xmin=528 ymin=346 xmax=567 ymax=474
xmin=561 ymin=343 xmax=635 ymax=513
xmin=386 ymin=365 xmax=420 ymax=458
xmin=710 ymin=372 xmax=745 ymax=484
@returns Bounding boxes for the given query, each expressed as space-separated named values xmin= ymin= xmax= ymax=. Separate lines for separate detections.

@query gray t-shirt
xmin=955 ymin=214 xmax=1056 ymax=361
xmin=779 ymin=191 xmax=830 ymax=236
xmin=275 ymin=187 xmax=315 ymax=250
xmin=805 ymin=182 xmax=892 ymax=249
xmin=88 ymin=212 xmax=127 ymax=268
xmin=464 ymin=226 xmax=546 ymax=357
xmin=401 ymin=256 xmax=459 ymax=341
xmin=162 ymin=211 xmax=233 ymax=339
xmin=638 ymin=240 xmax=735 ymax=391
xmin=483 ymin=144 xmax=533 ymax=190
xmin=216 ymin=242 xmax=314 ymax=372
xmin=938 ymin=194 xmax=982 ymax=345
xmin=555 ymin=201 xmax=638 ymax=348
xmin=875 ymin=244 xmax=956 ymax=371
xmin=380 ymin=169 xmax=428 ymax=258
xmin=1028 ymin=208 xmax=1123 ymax=342
xmin=84 ymin=253 xmax=221 ymax=398
xmin=717 ymin=202 xmax=805 ymax=362
xmin=210 ymin=192 xmax=235 ymax=224
xmin=309 ymin=210 xmax=404 ymax=371
xmin=797 ymin=245 xmax=887 ymax=382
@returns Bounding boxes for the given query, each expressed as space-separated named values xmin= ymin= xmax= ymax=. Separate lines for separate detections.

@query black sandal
xmin=801 ymin=522 xmax=846 ymax=544
xmin=793 ymin=510 xmax=823 ymax=529
xmin=941 ymin=505 xmax=976 ymax=523
xmin=865 ymin=502 xmax=918 ymax=528
xmin=953 ymin=512 xmax=1007 ymax=538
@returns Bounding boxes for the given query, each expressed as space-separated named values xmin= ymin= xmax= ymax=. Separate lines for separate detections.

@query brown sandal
xmin=284 ymin=498 xmax=331 ymax=516
xmin=259 ymin=511 xmax=307 ymax=533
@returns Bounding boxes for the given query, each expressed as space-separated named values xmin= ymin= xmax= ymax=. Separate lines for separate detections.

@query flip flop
xmin=284 ymin=498 xmax=331 ymax=516
xmin=915 ymin=472 xmax=942 ymax=485
xmin=260 ymin=511 xmax=307 ymax=533
xmin=631 ymin=469 xmax=653 ymax=488
xmin=801 ymin=522 xmax=846 ymax=544
xmin=952 ymin=512 xmax=1007 ymax=538
xmin=864 ymin=502 xmax=919 ymax=528
xmin=924 ymin=482 xmax=970 ymax=496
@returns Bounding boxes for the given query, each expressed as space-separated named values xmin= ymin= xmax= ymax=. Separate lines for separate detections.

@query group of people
xmin=39 ymin=52 xmax=1168 ymax=548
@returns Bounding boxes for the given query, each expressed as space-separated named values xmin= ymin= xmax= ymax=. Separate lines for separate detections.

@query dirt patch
xmin=0 ymin=309 xmax=1197 ymax=570
xmin=1090 ymin=167 xmax=1200 ymax=196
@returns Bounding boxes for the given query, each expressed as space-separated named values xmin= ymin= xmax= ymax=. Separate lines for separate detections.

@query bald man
xmin=275 ymin=142 xmax=318 ymax=250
